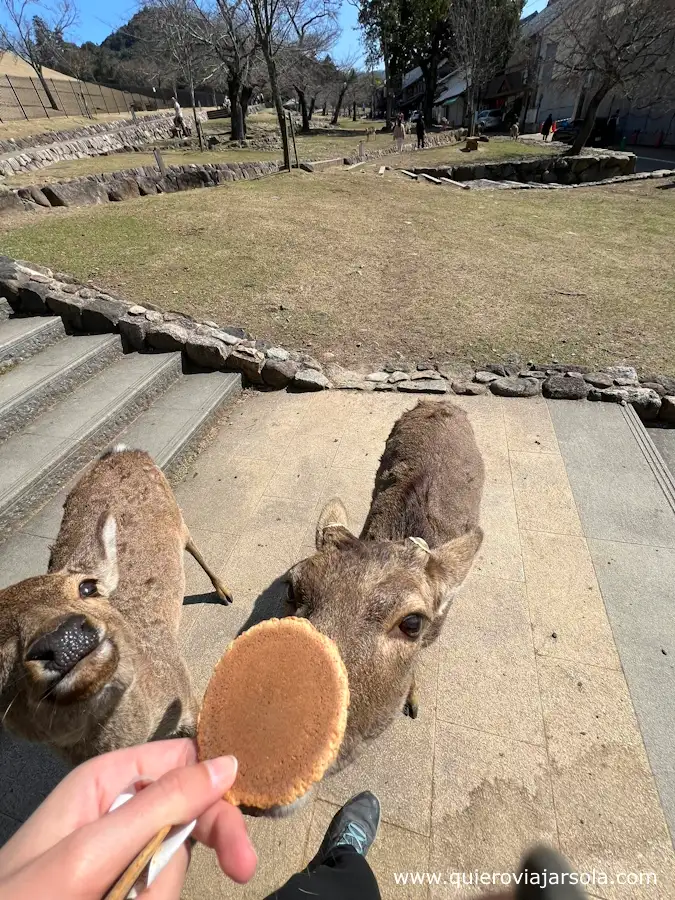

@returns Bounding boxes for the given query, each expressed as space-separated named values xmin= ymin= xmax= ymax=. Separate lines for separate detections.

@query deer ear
xmin=63 ymin=511 xmax=119 ymax=597
xmin=428 ymin=527 xmax=483 ymax=610
xmin=316 ymin=498 xmax=355 ymax=550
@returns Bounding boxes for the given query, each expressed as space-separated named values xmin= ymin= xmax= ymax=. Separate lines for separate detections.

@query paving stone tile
xmin=473 ymin=480 xmax=524 ymax=582
xmin=538 ymin=658 xmax=675 ymax=898
xmin=503 ymin=397 xmax=560 ymax=454
xmin=176 ymin=456 xmax=277 ymax=533
xmin=430 ymin=723 xmax=556 ymax=899
xmin=439 ymin=584 xmax=544 ymax=746
xmin=521 ymin=530 xmax=620 ymax=670
xmin=510 ymin=452 xmax=582 ymax=535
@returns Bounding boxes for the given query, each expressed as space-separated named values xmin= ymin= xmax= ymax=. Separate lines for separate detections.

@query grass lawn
xmin=4 ymin=131 xmax=559 ymax=190
xmin=2 ymin=169 xmax=674 ymax=374
xmin=392 ymin=137 xmax=559 ymax=169
xmin=0 ymin=110 xmax=164 ymax=144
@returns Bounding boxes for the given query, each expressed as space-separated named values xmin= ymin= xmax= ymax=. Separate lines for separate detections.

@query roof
xmin=434 ymin=70 xmax=468 ymax=104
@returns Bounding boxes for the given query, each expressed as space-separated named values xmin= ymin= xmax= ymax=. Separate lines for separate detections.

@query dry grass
xmin=2 ymin=169 xmax=674 ymax=373
xmin=393 ymin=137 xmax=559 ymax=168
xmin=0 ymin=110 xmax=163 ymax=144
xmin=3 ymin=148 xmax=281 ymax=187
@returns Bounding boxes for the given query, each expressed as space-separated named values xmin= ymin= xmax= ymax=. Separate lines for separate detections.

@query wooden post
xmin=359 ymin=140 xmax=365 ymax=159
xmin=287 ymin=111 xmax=299 ymax=168
xmin=154 ymin=148 xmax=166 ymax=175
xmin=6 ymin=76 xmax=27 ymax=120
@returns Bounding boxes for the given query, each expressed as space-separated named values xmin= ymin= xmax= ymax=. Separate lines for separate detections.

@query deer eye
xmin=399 ymin=614 xmax=423 ymax=639
xmin=79 ymin=580 xmax=98 ymax=598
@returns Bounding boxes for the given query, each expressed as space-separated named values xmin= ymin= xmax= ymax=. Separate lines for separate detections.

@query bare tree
xmin=0 ymin=0 xmax=77 ymax=110
xmin=553 ymin=0 xmax=675 ymax=154
xmin=196 ymin=0 xmax=261 ymax=140
xmin=245 ymin=0 xmax=338 ymax=168
xmin=147 ymin=0 xmax=223 ymax=149
xmin=329 ymin=58 xmax=357 ymax=124
xmin=449 ymin=0 xmax=522 ymax=135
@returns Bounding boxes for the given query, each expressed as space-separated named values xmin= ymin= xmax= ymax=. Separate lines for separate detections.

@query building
xmin=505 ymin=0 xmax=675 ymax=146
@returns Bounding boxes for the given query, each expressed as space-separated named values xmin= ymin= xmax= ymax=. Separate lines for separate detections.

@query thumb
xmin=9 ymin=756 xmax=239 ymax=900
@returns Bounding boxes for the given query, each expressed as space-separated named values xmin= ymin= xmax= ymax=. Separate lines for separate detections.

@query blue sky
xmin=6 ymin=0 xmax=549 ymax=64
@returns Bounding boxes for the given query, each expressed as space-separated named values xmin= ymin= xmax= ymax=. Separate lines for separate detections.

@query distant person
xmin=542 ymin=113 xmax=554 ymax=141
xmin=393 ymin=114 xmax=406 ymax=152
xmin=415 ymin=111 xmax=426 ymax=149
xmin=606 ymin=108 xmax=620 ymax=146
xmin=172 ymin=95 xmax=186 ymax=136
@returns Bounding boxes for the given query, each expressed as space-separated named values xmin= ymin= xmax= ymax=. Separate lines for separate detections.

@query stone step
xmin=0 ymin=333 xmax=122 ymax=442
xmin=0 ymin=299 xmax=10 ymax=320
xmin=0 ymin=351 xmax=182 ymax=541
xmin=0 ymin=314 xmax=66 ymax=367
xmin=0 ymin=367 xmax=242 ymax=588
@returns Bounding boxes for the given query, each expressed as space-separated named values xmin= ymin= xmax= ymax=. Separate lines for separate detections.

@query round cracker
xmin=197 ymin=617 xmax=349 ymax=809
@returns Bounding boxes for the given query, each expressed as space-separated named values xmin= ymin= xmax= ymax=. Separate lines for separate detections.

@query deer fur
xmin=0 ymin=447 xmax=231 ymax=765
xmin=287 ymin=401 xmax=484 ymax=770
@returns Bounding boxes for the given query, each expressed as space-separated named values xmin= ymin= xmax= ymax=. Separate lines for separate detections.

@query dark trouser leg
xmin=267 ymin=846 xmax=382 ymax=900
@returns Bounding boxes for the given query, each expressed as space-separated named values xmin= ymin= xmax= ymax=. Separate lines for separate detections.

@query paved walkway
xmin=1 ymin=390 xmax=674 ymax=899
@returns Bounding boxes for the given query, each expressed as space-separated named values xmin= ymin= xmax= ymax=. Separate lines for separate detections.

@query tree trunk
xmin=421 ymin=59 xmax=438 ymax=129
xmin=352 ymin=101 xmax=357 ymax=121
xmin=383 ymin=36 xmax=393 ymax=130
xmin=36 ymin=67 xmax=59 ymax=111
xmin=228 ymin=76 xmax=245 ymax=142
xmin=569 ymin=83 xmax=609 ymax=155
xmin=262 ymin=47 xmax=290 ymax=170
xmin=322 ymin=101 xmax=327 ymax=116
xmin=241 ymin=85 xmax=252 ymax=137
xmin=189 ymin=73 xmax=204 ymax=151
xmin=465 ymin=84 xmax=476 ymax=136
xmin=331 ymin=84 xmax=348 ymax=126
xmin=308 ymin=96 xmax=316 ymax=120
xmin=297 ymin=88 xmax=310 ymax=133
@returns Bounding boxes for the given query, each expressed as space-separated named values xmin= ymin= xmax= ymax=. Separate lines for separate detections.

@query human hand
xmin=0 ymin=739 xmax=257 ymax=899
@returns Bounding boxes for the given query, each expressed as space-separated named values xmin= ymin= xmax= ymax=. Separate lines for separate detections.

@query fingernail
xmin=205 ymin=755 xmax=238 ymax=788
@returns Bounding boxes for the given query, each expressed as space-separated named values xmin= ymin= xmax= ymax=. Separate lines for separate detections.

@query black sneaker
xmin=307 ymin=791 xmax=381 ymax=869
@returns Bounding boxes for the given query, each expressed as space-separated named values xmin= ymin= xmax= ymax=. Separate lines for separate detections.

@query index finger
xmin=0 ymin=740 xmax=198 ymax=878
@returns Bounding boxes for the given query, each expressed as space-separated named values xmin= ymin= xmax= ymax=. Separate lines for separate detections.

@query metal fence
xmin=0 ymin=75 xmax=226 ymax=123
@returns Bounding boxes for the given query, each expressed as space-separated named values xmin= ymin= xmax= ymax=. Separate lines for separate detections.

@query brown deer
xmin=0 ymin=446 xmax=231 ymax=765
xmin=286 ymin=400 xmax=484 ymax=770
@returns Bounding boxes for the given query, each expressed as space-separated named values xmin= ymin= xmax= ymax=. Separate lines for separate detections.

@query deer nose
xmin=26 ymin=615 xmax=101 ymax=676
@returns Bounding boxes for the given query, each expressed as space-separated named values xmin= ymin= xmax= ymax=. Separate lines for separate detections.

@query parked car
xmin=552 ymin=117 xmax=609 ymax=146
xmin=475 ymin=108 xmax=503 ymax=131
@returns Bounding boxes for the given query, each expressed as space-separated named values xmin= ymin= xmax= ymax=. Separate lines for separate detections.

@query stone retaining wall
xmin=0 ymin=112 xmax=207 ymax=179
xmin=2 ymin=255 xmax=675 ymax=423
xmin=410 ymin=149 xmax=636 ymax=184
xmin=4 ymin=159 xmax=280 ymax=212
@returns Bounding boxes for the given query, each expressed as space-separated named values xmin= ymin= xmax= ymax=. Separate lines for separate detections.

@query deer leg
xmin=403 ymin=675 xmax=419 ymax=720
xmin=185 ymin=535 xmax=233 ymax=605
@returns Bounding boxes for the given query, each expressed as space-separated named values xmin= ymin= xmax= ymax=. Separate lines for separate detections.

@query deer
xmin=286 ymin=400 xmax=484 ymax=772
xmin=0 ymin=446 xmax=231 ymax=765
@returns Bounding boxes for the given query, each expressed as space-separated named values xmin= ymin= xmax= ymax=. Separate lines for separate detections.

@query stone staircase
xmin=0 ymin=298 xmax=241 ymax=587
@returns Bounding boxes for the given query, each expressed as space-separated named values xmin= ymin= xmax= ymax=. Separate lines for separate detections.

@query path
xmin=1 ymin=390 xmax=674 ymax=899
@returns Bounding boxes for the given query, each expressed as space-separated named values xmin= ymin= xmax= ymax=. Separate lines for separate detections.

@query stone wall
xmin=7 ymin=159 xmax=281 ymax=211
xmin=0 ymin=112 xmax=207 ymax=179
xmin=3 ymin=254 xmax=675 ymax=423
xmin=410 ymin=150 xmax=636 ymax=184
